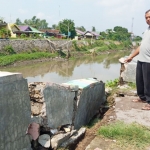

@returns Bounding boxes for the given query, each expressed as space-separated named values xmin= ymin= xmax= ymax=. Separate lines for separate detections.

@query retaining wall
xmin=0 ymin=39 xmax=72 ymax=54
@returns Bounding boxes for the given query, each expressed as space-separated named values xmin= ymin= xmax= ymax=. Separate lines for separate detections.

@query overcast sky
xmin=0 ymin=0 xmax=150 ymax=36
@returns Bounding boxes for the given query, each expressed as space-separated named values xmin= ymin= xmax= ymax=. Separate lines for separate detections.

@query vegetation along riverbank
xmin=0 ymin=39 xmax=135 ymax=67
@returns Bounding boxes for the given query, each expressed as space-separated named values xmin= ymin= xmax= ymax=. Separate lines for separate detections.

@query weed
xmin=105 ymin=79 xmax=119 ymax=88
xmin=4 ymin=45 xmax=16 ymax=55
xmin=98 ymin=121 xmax=150 ymax=149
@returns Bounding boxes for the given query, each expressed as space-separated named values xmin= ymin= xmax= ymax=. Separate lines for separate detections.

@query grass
xmin=105 ymin=78 xmax=119 ymax=88
xmin=98 ymin=121 xmax=150 ymax=149
xmin=0 ymin=52 xmax=57 ymax=66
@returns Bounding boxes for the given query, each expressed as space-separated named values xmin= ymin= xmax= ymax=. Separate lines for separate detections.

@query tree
xmin=92 ymin=26 xmax=96 ymax=32
xmin=24 ymin=16 xmax=48 ymax=29
xmin=114 ymin=26 xmax=128 ymax=33
xmin=52 ymin=24 xmax=57 ymax=29
xmin=76 ymin=26 xmax=86 ymax=32
xmin=15 ymin=18 xmax=23 ymax=25
xmin=58 ymin=19 xmax=76 ymax=38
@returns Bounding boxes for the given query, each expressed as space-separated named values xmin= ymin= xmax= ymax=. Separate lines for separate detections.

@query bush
xmin=4 ymin=45 xmax=16 ymax=55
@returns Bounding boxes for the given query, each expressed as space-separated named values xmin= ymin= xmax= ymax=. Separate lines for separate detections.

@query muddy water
xmin=1 ymin=51 xmax=130 ymax=83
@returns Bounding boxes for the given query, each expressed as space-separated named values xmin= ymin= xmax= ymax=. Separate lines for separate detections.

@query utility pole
xmin=131 ymin=17 xmax=134 ymax=41
xmin=131 ymin=17 xmax=134 ymax=34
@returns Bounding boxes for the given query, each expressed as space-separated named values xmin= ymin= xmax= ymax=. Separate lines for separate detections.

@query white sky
xmin=0 ymin=0 xmax=150 ymax=36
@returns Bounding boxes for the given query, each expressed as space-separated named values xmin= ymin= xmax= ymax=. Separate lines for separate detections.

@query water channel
xmin=1 ymin=50 xmax=130 ymax=84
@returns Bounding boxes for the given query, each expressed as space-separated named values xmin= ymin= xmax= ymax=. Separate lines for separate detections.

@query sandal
xmin=142 ymin=104 xmax=150 ymax=110
xmin=132 ymin=99 xmax=146 ymax=103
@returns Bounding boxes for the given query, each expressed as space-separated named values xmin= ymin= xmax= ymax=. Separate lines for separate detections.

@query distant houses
xmin=0 ymin=20 xmax=100 ymax=40
xmin=39 ymin=29 xmax=66 ymax=39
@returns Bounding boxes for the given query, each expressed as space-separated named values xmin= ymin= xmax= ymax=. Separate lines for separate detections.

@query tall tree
xmin=92 ymin=26 xmax=96 ymax=32
xmin=58 ymin=19 xmax=76 ymax=38
xmin=15 ymin=18 xmax=23 ymax=25
xmin=24 ymin=16 xmax=48 ymax=29
xmin=52 ymin=24 xmax=57 ymax=29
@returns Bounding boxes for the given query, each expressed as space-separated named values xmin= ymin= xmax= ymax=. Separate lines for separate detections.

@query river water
xmin=1 ymin=50 xmax=130 ymax=84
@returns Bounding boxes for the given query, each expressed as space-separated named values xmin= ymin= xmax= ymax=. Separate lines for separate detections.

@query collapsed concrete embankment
xmin=0 ymin=72 xmax=106 ymax=150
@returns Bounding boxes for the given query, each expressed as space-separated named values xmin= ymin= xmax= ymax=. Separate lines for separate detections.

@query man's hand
xmin=124 ymin=57 xmax=133 ymax=63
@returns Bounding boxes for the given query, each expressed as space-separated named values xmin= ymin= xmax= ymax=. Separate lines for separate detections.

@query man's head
xmin=145 ymin=9 xmax=150 ymax=25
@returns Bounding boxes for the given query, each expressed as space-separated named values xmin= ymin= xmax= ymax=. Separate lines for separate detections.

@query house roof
xmin=40 ymin=29 xmax=60 ymax=34
xmin=29 ymin=26 xmax=44 ymax=33
xmin=84 ymin=31 xmax=100 ymax=37
xmin=18 ymin=25 xmax=31 ymax=31
xmin=18 ymin=25 xmax=43 ymax=33
xmin=75 ymin=29 xmax=85 ymax=35
xmin=8 ymin=23 xmax=20 ymax=31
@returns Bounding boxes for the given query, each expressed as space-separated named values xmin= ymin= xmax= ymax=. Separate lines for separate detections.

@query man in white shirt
xmin=125 ymin=9 xmax=150 ymax=110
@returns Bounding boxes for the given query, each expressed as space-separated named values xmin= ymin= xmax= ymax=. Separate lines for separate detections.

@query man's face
xmin=145 ymin=11 xmax=150 ymax=26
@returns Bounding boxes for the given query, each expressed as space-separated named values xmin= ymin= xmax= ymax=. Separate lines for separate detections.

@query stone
xmin=26 ymin=122 xmax=40 ymax=140
xmin=51 ymin=132 xmax=70 ymax=149
xmin=38 ymin=134 xmax=51 ymax=148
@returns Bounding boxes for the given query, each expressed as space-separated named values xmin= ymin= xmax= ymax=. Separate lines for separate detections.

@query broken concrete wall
xmin=73 ymin=81 xmax=105 ymax=129
xmin=29 ymin=78 xmax=106 ymax=130
xmin=0 ymin=72 xmax=31 ymax=150
xmin=43 ymin=83 xmax=75 ymax=128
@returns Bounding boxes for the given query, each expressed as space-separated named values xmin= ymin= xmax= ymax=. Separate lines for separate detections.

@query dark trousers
xmin=136 ymin=61 xmax=150 ymax=103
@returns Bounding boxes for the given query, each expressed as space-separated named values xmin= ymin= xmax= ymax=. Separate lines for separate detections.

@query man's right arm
xmin=124 ymin=46 xmax=140 ymax=63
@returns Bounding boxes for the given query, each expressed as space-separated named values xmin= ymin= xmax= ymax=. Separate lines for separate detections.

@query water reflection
xmin=0 ymin=51 xmax=130 ymax=83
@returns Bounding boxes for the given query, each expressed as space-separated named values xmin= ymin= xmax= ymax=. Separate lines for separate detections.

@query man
xmin=125 ymin=9 xmax=150 ymax=110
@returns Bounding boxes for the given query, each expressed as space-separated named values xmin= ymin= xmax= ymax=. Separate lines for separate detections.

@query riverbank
xmin=0 ymin=39 xmax=134 ymax=67
xmin=0 ymin=49 xmax=132 ymax=69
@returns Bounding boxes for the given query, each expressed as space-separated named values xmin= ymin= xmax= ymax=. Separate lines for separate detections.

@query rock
xmin=26 ymin=122 xmax=40 ymax=140
xmin=51 ymin=132 xmax=70 ymax=149
xmin=38 ymin=134 xmax=51 ymax=148
xmin=60 ymin=127 xmax=86 ymax=148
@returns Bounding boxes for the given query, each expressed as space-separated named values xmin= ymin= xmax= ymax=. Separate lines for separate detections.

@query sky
xmin=0 ymin=0 xmax=150 ymax=36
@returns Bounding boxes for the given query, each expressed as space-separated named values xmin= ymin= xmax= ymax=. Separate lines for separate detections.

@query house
xmin=7 ymin=23 xmax=20 ymax=38
xmin=39 ymin=29 xmax=65 ymax=38
xmin=84 ymin=31 xmax=100 ymax=39
xmin=75 ymin=29 xmax=85 ymax=39
xmin=15 ymin=25 xmax=44 ymax=37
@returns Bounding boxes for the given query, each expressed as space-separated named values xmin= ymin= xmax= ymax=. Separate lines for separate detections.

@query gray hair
xmin=145 ymin=9 xmax=150 ymax=14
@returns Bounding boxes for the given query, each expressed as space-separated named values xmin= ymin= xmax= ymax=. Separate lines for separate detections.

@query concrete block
xmin=43 ymin=83 xmax=74 ymax=128
xmin=62 ymin=78 xmax=106 ymax=129
xmin=0 ymin=72 xmax=31 ymax=150
xmin=119 ymin=56 xmax=138 ymax=83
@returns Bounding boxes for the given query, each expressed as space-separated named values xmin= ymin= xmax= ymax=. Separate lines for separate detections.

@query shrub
xmin=4 ymin=45 xmax=16 ymax=55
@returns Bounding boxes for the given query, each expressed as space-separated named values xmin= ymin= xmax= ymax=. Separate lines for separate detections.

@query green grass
xmin=98 ymin=121 xmax=150 ymax=149
xmin=0 ymin=52 xmax=57 ymax=66
xmin=105 ymin=78 xmax=119 ymax=88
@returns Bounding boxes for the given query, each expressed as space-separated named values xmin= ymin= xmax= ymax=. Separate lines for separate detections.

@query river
xmin=1 ymin=50 xmax=130 ymax=84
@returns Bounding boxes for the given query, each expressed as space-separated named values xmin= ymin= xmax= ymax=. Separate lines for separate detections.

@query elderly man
xmin=125 ymin=9 xmax=150 ymax=110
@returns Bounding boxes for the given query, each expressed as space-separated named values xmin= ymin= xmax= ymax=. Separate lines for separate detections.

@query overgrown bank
xmin=0 ymin=39 xmax=134 ymax=67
